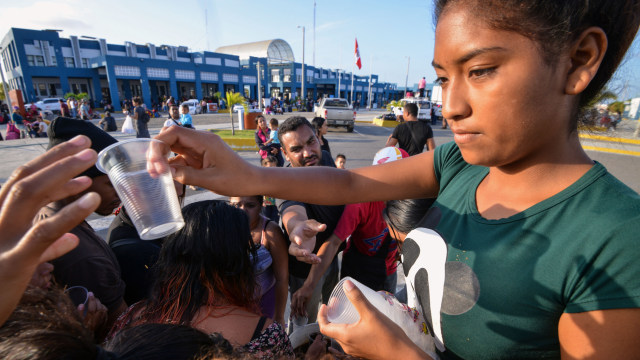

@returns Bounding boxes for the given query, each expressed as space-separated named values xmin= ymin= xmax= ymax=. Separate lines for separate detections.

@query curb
xmin=372 ymin=118 xmax=399 ymax=128
xmin=218 ymin=137 xmax=258 ymax=151
xmin=579 ymin=133 xmax=640 ymax=145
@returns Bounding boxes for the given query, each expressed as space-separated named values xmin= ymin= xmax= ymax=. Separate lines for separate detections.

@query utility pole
xmin=0 ymin=46 xmax=13 ymax=118
xmin=298 ymin=26 xmax=306 ymax=102
xmin=367 ymin=55 xmax=373 ymax=109
xmin=404 ymin=56 xmax=410 ymax=98
xmin=337 ymin=69 xmax=341 ymax=98
xmin=256 ymin=62 xmax=262 ymax=110
xmin=313 ymin=0 xmax=316 ymax=68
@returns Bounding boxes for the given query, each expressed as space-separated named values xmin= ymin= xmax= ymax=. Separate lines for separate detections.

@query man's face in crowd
xmin=281 ymin=125 xmax=322 ymax=167
xmin=335 ymin=157 xmax=346 ymax=169
xmin=89 ymin=175 xmax=121 ymax=216
xmin=169 ymin=106 xmax=180 ymax=119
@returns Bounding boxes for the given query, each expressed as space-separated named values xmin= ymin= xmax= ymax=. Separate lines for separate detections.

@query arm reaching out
xmin=0 ymin=135 xmax=100 ymax=326
xmin=149 ymin=126 xmax=439 ymax=205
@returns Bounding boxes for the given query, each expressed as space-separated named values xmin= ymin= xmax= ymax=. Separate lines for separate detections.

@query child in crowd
xmin=179 ymin=104 xmax=194 ymax=129
xmin=260 ymin=156 xmax=280 ymax=224
xmin=265 ymin=118 xmax=281 ymax=151
xmin=335 ymin=154 xmax=346 ymax=169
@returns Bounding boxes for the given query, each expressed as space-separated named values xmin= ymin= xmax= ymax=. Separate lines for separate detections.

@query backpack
xmin=6 ymin=123 xmax=20 ymax=140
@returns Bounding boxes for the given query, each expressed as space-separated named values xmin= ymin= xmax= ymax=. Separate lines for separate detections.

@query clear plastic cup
xmin=326 ymin=277 xmax=390 ymax=324
xmin=65 ymin=286 xmax=88 ymax=315
xmin=96 ymin=139 xmax=184 ymax=240
xmin=291 ymin=315 xmax=308 ymax=333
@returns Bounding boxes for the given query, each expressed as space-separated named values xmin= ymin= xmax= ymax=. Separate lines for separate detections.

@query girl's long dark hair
xmin=134 ymin=200 xmax=258 ymax=325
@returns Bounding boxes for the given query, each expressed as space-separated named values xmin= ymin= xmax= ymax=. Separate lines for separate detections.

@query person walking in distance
xmin=132 ymin=97 xmax=150 ymax=138
xmin=385 ymin=102 xmax=436 ymax=155
xmin=419 ymin=77 xmax=427 ymax=98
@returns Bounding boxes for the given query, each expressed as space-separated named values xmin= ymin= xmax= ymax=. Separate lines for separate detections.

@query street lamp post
xmin=404 ymin=56 xmax=410 ymax=98
xmin=298 ymin=26 xmax=305 ymax=103
xmin=0 ymin=46 xmax=13 ymax=117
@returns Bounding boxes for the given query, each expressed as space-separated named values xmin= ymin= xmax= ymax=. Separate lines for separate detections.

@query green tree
xmin=608 ymin=101 xmax=625 ymax=116
xmin=586 ymin=89 xmax=617 ymax=108
xmin=225 ymin=91 xmax=247 ymax=135
xmin=0 ymin=82 xmax=7 ymax=101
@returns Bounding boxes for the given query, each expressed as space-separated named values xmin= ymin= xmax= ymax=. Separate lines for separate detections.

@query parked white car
xmin=25 ymin=98 xmax=64 ymax=114
xmin=180 ymin=99 xmax=202 ymax=115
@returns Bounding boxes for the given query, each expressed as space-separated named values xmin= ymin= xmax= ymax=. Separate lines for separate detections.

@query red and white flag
xmin=354 ymin=38 xmax=362 ymax=70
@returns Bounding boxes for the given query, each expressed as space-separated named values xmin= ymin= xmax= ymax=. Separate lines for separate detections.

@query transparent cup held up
xmin=96 ymin=138 xmax=184 ymax=240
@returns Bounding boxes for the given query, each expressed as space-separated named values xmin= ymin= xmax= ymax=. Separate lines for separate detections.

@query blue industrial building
xmin=1 ymin=28 xmax=401 ymax=111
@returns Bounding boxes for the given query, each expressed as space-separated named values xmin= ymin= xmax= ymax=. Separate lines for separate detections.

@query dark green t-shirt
xmin=427 ymin=141 xmax=640 ymax=359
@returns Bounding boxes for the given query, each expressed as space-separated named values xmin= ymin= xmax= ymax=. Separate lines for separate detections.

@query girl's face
xmin=320 ymin=121 xmax=328 ymax=135
xmin=228 ymin=197 xmax=262 ymax=226
xmin=433 ymin=7 xmax=571 ymax=168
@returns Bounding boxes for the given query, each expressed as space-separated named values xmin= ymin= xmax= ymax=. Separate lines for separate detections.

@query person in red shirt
xmin=59 ymin=99 xmax=70 ymax=117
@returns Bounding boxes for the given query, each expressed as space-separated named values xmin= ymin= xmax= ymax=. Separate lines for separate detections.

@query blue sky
xmin=1 ymin=0 xmax=639 ymax=98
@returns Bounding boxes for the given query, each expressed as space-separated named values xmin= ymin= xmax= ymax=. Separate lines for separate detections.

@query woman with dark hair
xmin=255 ymin=115 xmax=282 ymax=160
xmin=148 ymin=0 xmax=640 ymax=358
xmin=311 ymin=117 xmax=331 ymax=155
xmin=110 ymin=200 xmax=293 ymax=359
xmin=105 ymin=324 xmax=237 ymax=360
xmin=0 ymin=286 xmax=99 ymax=360
xmin=228 ymin=196 xmax=288 ymax=325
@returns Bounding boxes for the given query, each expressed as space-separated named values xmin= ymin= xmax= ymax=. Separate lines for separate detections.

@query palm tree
xmin=226 ymin=91 xmax=247 ymax=135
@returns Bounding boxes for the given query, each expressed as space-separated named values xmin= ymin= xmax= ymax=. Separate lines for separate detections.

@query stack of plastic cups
xmin=97 ymin=139 xmax=185 ymax=240
xmin=327 ymin=277 xmax=436 ymax=357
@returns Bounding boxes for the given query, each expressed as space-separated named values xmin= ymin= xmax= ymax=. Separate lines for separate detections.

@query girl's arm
xmin=150 ymin=126 xmax=440 ymax=205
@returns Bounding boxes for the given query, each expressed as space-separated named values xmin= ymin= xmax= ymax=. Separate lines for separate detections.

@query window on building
xmin=38 ymin=83 xmax=48 ymax=97
xmin=175 ymin=69 xmax=196 ymax=80
xmin=27 ymin=55 xmax=35 ymax=67
xmin=64 ymin=57 xmax=75 ymax=68
xmin=35 ymin=56 xmax=45 ymax=66
xmin=222 ymin=73 xmax=238 ymax=83
xmin=271 ymin=69 xmax=280 ymax=83
xmin=114 ymin=65 xmax=141 ymax=77
xmin=296 ymin=75 xmax=301 ymax=82
xmin=50 ymin=56 xmax=57 ymax=67
xmin=283 ymin=74 xmax=291 ymax=82
xmin=81 ymin=58 xmax=89 ymax=68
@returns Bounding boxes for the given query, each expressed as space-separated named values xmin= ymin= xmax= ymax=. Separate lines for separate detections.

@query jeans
xmin=287 ymin=257 xmax=339 ymax=333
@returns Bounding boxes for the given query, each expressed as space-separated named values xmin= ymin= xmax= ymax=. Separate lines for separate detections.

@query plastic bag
xmin=122 ymin=115 xmax=135 ymax=134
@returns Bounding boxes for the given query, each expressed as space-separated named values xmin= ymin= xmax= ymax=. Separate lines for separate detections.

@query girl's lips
xmin=452 ymin=130 xmax=480 ymax=144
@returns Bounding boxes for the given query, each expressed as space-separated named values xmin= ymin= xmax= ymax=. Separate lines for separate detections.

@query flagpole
xmin=367 ymin=55 xmax=373 ymax=109
xmin=350 ymin=60 xmax=354 ymax=106
xmin=337 ymin=42 xmax=342 ymax=98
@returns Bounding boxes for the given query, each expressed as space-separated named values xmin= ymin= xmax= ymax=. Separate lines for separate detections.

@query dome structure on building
xmin=215 ymin=39 xmax=294 ymax=64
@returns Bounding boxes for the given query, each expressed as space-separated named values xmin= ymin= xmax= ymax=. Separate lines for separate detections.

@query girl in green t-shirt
xmin=149 ymin=1 xmax=640 ymax=358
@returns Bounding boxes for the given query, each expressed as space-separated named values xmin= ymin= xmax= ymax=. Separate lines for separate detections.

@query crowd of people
xmin=0 ymin=1 xmax=639 ymax=359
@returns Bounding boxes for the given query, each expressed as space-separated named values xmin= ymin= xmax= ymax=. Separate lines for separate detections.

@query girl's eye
xmin=435 ymin=76 xmax=448 ymax=86
xmin=469 ymin=67 xmax=496 ymax=78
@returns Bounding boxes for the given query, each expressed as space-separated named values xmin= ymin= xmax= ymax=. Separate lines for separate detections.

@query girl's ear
xmin=565 ymin=27 xmax=608 ymax=95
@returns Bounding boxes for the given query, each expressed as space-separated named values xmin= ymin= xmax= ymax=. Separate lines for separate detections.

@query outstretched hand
xmin=287 ymin=219 xmax=326 ymax=264
xmin=0 ymin=135 xmax=101 ymax=326
xmin=318 ymin=280 xmax=431 ymax=360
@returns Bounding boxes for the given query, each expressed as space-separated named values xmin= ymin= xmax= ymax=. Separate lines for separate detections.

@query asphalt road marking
xmin=579 ymin=134 xmax=640 ymax=145
xmin=583 ymin=145 xmax=640 ymax=157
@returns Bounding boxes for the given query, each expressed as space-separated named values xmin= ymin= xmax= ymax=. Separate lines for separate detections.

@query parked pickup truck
xmin=314 ymin=98 xmax=356 ymax=132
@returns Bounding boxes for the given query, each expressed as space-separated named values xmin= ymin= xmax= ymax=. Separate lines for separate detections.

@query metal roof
xmin=215 ymin=39 xmax=294 ymax=64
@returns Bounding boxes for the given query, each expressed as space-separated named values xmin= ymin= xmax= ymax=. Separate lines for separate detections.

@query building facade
xmin=1 ymin=28 xmax=400 ymax=111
